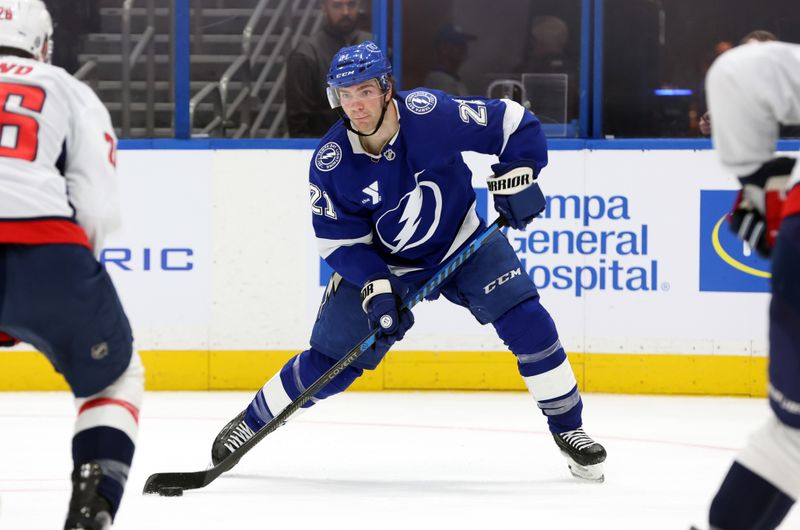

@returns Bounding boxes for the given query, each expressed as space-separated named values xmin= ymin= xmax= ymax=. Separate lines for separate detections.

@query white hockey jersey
xmin=0 ymin=56 xmax=118 ymax=250
xmin=706 ymin=41 xmax=800 ymax=189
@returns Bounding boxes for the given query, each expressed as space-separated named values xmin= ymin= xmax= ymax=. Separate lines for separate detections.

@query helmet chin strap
xmin=336 ymin=96 xmax=392 ymax=137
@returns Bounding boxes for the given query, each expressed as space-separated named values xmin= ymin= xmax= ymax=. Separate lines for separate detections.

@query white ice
xmin=1 ymin=391 xmax=799 ymax=530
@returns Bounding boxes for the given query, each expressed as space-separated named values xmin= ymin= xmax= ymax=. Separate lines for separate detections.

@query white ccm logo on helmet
xmin=483 ymin=267 xmax=522 ymax=294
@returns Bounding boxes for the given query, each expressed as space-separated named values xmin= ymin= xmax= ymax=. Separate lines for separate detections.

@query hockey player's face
xmin=338 ymin=80 xmax=388 ymax=131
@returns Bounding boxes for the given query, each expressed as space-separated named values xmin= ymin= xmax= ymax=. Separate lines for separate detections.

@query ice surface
xmin=1 ymin=391 xmax=798 ymax=530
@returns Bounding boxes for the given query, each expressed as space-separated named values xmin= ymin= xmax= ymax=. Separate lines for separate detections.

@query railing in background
xmin=253 ymin=0 xmax=324 ymax=138
xmin=189 ymin=0 xmax=323 ymax=138
xmin=74 ymin=60 xmax=99 ymax=93
xmin=121 ymin=0 xmax=157 ymax=137
xmin=73 ymin=0 xmax=611 ymax=140
xmin=227 ymin=0 xmax=294 ymax=138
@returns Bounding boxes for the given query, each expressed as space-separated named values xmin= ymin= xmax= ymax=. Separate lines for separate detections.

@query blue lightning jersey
xmin=310 ymin=88 xmax=548 ymax=287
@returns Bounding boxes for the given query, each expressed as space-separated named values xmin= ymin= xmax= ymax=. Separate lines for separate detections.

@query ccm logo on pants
xmin=484 ymin=268 xmax=522 ymax=294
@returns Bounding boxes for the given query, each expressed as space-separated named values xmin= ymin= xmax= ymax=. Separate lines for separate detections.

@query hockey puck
xmin=157 ymin=486 xmax=184 ymax=497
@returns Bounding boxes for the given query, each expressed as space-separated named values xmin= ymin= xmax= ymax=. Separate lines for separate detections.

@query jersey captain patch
xmin=315 ymin=142 xmax=342 ymax=172
xmin=405 ymin=91 xmax=437 ymax=115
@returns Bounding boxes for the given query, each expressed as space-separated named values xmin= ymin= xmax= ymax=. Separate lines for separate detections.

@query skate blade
xmin=568 ymin=463 xmax=604 ymax=482
xmin=561 ymin=454 xmax=604 ymax=482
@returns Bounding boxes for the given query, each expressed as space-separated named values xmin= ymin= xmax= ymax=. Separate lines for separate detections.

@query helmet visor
xmin=327 ymin=82 xmax=389 ymax=109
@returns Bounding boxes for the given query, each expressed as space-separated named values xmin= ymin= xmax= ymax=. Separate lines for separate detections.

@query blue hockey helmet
xmin=326 ymin=41 xmax=392 ymax=108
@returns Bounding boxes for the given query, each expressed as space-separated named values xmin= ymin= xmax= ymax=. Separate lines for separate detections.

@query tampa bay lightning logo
xmin=376 ymin=177 xmax=443 ymax=254
xmin=315 ymin=142 xmax=342 ymax=172
xmin=405 ymin=91 xmax=437 ymax=115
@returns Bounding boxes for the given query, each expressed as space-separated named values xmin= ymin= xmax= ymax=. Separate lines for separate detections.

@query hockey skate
xmin=211 ymin=409 xmax=257 ymax=466
xmin=64 ymin=463 xmax=113 ymax=530
xmin=552 ymin=428 xmax=607 ymax=482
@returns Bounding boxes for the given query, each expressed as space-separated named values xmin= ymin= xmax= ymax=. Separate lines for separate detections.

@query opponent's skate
xmin=64 ymin=463 xmax=113 ymax=530
xmin=552 ymin=428 xmax=606 ymax=482
xmin=211 ymin=410 xmax=257 ymax=466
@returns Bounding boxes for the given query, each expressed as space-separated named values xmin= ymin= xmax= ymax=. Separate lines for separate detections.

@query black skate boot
xmin=211 ymin=409 xmax=258 ymax=466
xmin=552 ymin=428 xmax=607 ymax=482
xmin=64 ymin=462 xmax=113 ymax=530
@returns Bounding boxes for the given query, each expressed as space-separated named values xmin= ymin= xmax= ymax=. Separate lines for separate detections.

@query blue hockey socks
xmin=493 ymin=297 xmax=583 ymax=433
xmin=244 ymin=348 xmax=363 ymax=431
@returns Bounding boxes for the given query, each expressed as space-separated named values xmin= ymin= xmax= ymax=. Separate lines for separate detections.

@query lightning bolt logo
xmin=393 ymin=187 xmax=423 ymax=251
xmin=376 ymin=173 xmax=443 ymax=255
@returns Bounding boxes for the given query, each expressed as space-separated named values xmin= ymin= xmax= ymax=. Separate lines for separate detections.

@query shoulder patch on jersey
xmin=405 ymin=91 xmax=437 ymax=115
xmin=315 ymin=142 xmax=342 ymax=172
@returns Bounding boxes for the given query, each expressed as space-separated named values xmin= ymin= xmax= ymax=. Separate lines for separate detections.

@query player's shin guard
xmin=494 ymin=298 xmax=605 ymax=481
xmin=70 ymin=351 xmax=143 ymax=522
xmin=493 ymin=297 xmax=582 ymax=433
xmin=212 ymin=348 xmax=364 ymax=466
xmin=244 ymin=348 xmax=363 ymax=431
xmin=709 ymin=461 xmax=794 ymax=530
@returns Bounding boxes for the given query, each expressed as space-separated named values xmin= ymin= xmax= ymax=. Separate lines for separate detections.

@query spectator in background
xmin=514 ymin=15 xmax=578 ymax=122
xmin=699 ymin=30 xmax=777 ymax=135
xmin=741 ymin=30 xmax=778 ymax=45
xmin=515 ymin=16 xmax=571 ymax=75
xmin=285 ymin=0 xmax=371 ymax=137
xmin=422 ymin=24 xmax=476 ymax=97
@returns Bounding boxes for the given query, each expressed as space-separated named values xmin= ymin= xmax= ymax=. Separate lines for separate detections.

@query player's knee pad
xmin=74 ymin=350 xmax=143 ymax=444
xmin=709 ymin=461 xmax=794 ymax=529
xmin=493 ymin=297 xmax=563 ymax=375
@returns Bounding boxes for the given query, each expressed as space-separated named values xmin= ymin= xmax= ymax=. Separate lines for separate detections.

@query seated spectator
xmin=422 ymin=24 xmax=476 ymax=97
xmin=285 ymin=0 xmax=371 ymax=138
xmin=515 ymin=15 xmax=571 ymax=75
xmin=514 ymin=15 xmax=577 ymax=122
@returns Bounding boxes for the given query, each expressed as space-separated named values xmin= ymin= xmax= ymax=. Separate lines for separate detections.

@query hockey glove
xmin=361 ymin=276 xmax=415 ymax=350
xmin=488 ymin=160 xmax=546 ymax=230
xmin=728 ymin=157 xmax=796 ymax=258
xmin=0 ymin=331 xmax=19 ymax=348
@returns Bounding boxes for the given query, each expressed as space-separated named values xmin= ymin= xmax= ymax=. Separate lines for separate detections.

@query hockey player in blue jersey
xmin=211 ymin=41 xmax=606 ymax=481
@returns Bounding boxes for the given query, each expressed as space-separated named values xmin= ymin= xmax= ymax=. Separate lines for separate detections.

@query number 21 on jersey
xmin=310 ymin=183 xmax=337 ymax=219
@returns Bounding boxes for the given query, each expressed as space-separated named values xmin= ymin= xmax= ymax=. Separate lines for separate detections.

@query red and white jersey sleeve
xmin=0 ymin=57 xmax=119 ymax=251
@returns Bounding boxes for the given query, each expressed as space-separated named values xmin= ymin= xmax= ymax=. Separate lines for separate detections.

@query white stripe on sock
xmin=523 ymin=358 xmax=578 ymax=402
xmin=75 ymin=405 xmax=138 ymax=442
xmin=261 ymin=371 xmax=293 ymax=417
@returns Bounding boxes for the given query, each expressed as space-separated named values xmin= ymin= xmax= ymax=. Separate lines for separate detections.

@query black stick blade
xmin=143 ymin=471 xmax=211 ymax=494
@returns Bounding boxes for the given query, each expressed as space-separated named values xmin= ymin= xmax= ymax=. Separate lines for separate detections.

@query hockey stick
xmin=143 ymin=215 xmax=508 ymax=495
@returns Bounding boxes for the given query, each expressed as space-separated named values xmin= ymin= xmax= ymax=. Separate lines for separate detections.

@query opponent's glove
xmin=728 ymin=157 xmax=795 ymax=258
xmin=0 ymin=331 xmax=19 ymax=348
xmin=361 ymin=276 xmax=415 ymax=350
xmin=488 ymin=160 xmax=546 ymax=230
